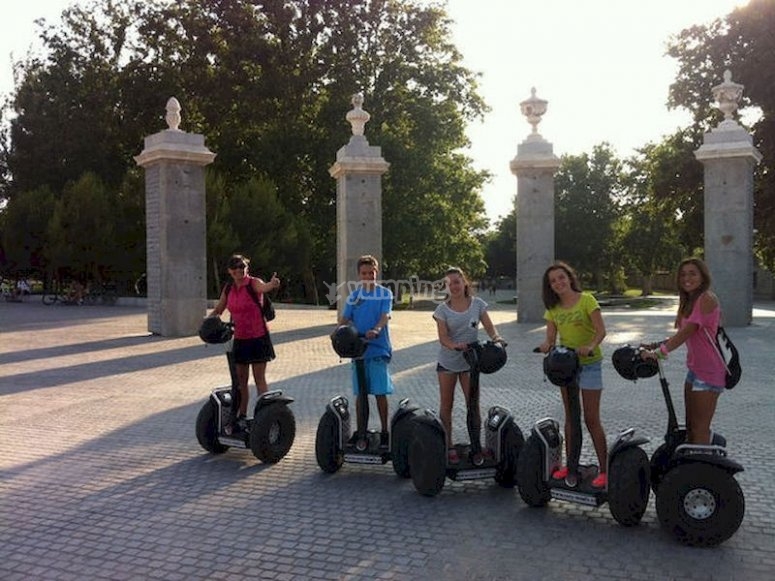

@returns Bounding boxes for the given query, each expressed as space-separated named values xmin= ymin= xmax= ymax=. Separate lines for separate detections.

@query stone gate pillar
xmin=134 ymin=97 xmax=216 ymax=336
xmin=329 ymin=94 xmax=390 ymax=314
xmin=510 ymin=88 xmax=561 ymax=324
xmin=695 ymin=71 xmax=762 ymax=327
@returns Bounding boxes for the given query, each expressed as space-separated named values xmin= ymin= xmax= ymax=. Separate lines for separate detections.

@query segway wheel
xmin=249 ymin=404 xmax=296 ymax=463
xmin=315 ymin=410 xmax=344 ymax=473
xmin=649 ymin=443 xmax=672 ymax=494
xmin=408 ymin=421 xmax=447 ymax=497
xmin=607 ymin=446 xmax=650 ymax=527
xmin=391 ymin=412 xmax=416 ymax=478
xmin=195 ymin=400 xmax=228 ymax=454
xmin=516 ymin=435 xmax=551 ymax=507
xmin=494 ymin=419 xmax=524 ymax=488
xmin=656 ymin=463 xmax=745 ymax=547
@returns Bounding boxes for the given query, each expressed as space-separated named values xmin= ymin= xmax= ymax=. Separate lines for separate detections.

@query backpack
xmin=225 ymin=280 xmax=275 ymax=321
xmin=704 ymin=326 xmax=741 ymax=389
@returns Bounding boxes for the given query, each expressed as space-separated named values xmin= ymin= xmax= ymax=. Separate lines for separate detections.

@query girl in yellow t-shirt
xmin=538 ymin=261 xmax=608 ymax=489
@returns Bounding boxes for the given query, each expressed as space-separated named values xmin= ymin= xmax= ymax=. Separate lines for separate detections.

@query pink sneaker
xmin=552 ymin=466 xmax=568 ymax=479
xmin=591 ymin=472 xmax=607 ymax=488
xmin=447 ymin=449 xmax=460 ymax=464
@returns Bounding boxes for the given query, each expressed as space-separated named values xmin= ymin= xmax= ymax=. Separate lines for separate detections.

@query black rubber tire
xmin=516 ymin=434 xmax=551 ymax=507
xmin=608 ymin=446 xmax=650 ymax=526
xmin=649 ymin=443 xmax=672 ymax=494
xmin=408 ymin=421 xmax=447 ymax=497
xmin=249 ymin=404 xmax=296 ymax=463
xmin=494 ymin=419 xmax=525 ymax=488
xmin=315 ymin=410 xmax=343 ymax=473
xmin=195 ymin=400 xmax=228 ymax=454
xmin=391 ymin=412 xmax=416 ymax=478
xmin=656 ymin=463 xmax=745 ymax=547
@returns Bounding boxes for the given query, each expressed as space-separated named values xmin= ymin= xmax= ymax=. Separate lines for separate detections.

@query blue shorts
xmin=351 ymin=357 xmax=394 ymax=396
xmin=686 ymin=370 xmax=724 ymax=394
xmin=578 ymin=361 xmax=603 ymax=390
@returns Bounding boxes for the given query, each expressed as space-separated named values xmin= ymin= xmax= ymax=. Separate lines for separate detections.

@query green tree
xmin=484 ymin=203 xmax=517 ymax=280
xmin=554 ymin=144 xmax=625 ymax=290
xmin=46 ymin=172 xmax=116 ymax=282
xmin=0 ymin=185 xmax=55 ymax=276
xmin=2 ymin=0 xmax=490 ymax=295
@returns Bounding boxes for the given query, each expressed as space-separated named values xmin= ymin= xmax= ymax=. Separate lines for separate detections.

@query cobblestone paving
xmin=1 ymin=295 xmax=774 ymax=580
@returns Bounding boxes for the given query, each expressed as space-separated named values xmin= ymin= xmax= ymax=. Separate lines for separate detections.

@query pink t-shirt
xmin=226 ymin=276 xmax=268 ymax=340
xmin=681 ymin=293 xmax=725 ymax=386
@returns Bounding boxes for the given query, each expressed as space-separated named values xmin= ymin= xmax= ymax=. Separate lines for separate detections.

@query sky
xmin=0 ymin=0 xmax=753 ymax=223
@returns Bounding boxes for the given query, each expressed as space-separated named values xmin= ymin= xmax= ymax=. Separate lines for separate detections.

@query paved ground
xmin=1 ymin=293 xmax=774 ymax=580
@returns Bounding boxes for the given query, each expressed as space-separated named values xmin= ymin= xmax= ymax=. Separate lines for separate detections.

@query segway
xmin=612 ymin=345 xmax=745 ymax=547
xmin=195 ymin=317 xmax=296 ymax=463
xmin=408 ymin=340 xmax=524 ymax=497
xmin=315 ymin=325 xmax=418 ymax=476
xmin=516 ymin=347 xmax=651 ymax=527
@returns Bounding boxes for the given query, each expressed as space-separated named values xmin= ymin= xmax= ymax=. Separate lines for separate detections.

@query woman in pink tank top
xmin=208 ymin=254 xmax=281 ymax=434
xmin=643 ymin=257 xmax=726 ymax=444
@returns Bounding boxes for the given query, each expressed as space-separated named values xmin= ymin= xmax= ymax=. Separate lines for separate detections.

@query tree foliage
xmin=554 ymin=144 xmax=625 ymax=290
xmin=1 ymin=0 xmax=490 ymax=296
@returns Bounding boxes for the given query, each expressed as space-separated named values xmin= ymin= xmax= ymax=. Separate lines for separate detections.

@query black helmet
xmin=198 ymin=316 xmax=233 ymax=344
xmin=543 ymin=346 xmax=580 ymax=386
xmin=478 ymin=341 xmax=508 ymax=374
xmin=612 ymin=345 xmax=658 ymax=381
xmin=331 ymin=325 xmax=367 ymax=358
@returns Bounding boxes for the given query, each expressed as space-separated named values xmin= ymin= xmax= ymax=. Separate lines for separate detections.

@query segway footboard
xmin=673 ymin=444 xmax=744 ymax=475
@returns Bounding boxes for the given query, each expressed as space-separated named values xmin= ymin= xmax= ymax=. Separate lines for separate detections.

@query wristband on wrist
xmin=658 ymin=343 xmax=669 ymax=359
xmin=372 ymin=327 xmax=381 ymax=334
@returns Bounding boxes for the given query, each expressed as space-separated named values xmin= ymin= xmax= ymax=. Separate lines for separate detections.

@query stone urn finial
xmin=711 ymin=70 xmax=744 ymax=126
xmin=346 ymin=92 xmax=370 ymax=137
xmin=166 ymin=97 xmax=182 ymax=131
xmin=520 ymin=87 xmax=548 ymax=136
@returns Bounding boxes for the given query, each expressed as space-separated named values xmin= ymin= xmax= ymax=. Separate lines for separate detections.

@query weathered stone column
xmin=510 ymin=88 xmax=561 ymax=324
xmin=329 ymin=94 xmax=390 ymax=313
xmin=134 ymin=97 xmax=216 ymax=336
xmin=695 ymin=71 xmax=762 ymax=327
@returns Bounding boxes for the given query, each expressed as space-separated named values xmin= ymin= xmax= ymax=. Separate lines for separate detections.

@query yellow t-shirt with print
xmin=544 ymin=292 xmax=603 ymax=365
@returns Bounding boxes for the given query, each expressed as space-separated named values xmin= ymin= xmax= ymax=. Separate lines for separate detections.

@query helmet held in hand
xmin=331 ymin=324 xmax=367 ymax=359
xmin=198 ymin=316 xmax=233 ymax=344
xmin=543 ymin=346 xmax=581 ymax=386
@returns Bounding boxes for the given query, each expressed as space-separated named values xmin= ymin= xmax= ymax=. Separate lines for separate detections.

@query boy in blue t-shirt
xmin=339 ymin=255 xmax=394 ymax=448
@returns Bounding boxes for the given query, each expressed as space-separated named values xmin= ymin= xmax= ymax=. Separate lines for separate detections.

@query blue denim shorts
xmin=351 ymin=357 xmax=394 ymax=396
xmin=578 ymin=361 xmax=603 ymax=390
xmin=686 ymin=370 xmax=724 ymax=394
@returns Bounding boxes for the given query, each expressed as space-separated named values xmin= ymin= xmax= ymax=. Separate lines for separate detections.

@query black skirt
xmin=232 ymin=335 xmax=276 ymax=364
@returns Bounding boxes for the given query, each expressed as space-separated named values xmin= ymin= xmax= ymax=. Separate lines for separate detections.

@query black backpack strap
xmin=245 ymin=280 xmax=262 ymax=307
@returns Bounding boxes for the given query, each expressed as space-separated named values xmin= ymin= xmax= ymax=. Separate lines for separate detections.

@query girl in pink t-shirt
xmin=643 ymin=258 xmax=726 ymax=444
